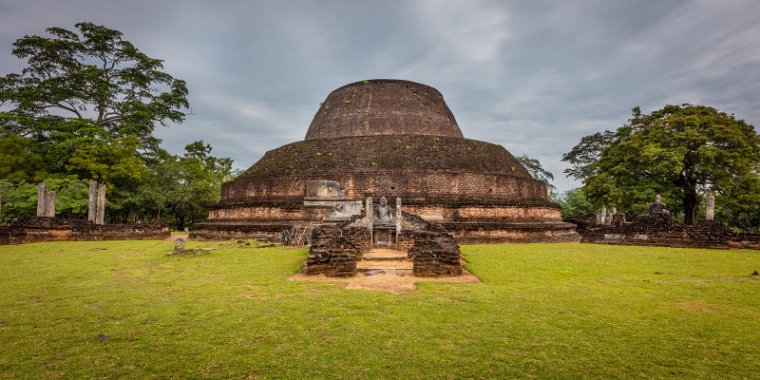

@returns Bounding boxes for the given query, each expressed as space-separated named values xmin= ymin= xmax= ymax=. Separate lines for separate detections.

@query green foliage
xmin=562 ymin=130 xmax=615 ymax=182
xmin=157 ymin=141 xmax=235 ymax=229
xmin=1 ymin=241 xmax=759 ymax=378
xmin=516 ymin=154 xmax=556 ymax=192
xmin=0 ymin=133 xmax=45 ymax=182
xmin=564 ymin=105 xmax=760 ymax=225
xmin=0 ymin=175 xmax=87 ymax=223
xmin=0 ymin=180 xmax=37 ymax=223
xmin=0 ymin=21 xmax=188 ymax=184
xmin=554 ymin=187 xmax=595 ymax=219
xmin=0 ymin=22 xmax=188 ymax=144
xmin=0 ymin=23 xmax=233 ymax=228
xmin=715 ymin=174 xmax=760 ymax=232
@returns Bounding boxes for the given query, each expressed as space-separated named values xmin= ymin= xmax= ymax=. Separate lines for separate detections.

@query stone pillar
xmin=95 ymin=183 xmax=106 ymax=225
xmin=396 ymin=197 xmax=402 ymax=250
xmin=44 ymin=191 xmax=56 ymax=217
xmin=706 ymin=194 xmax=715 ymax=221
xmin=609 ymin=207 xmax=617 ymax=225
xmin=36 ymin=183 xmax=47 ymax=217
xmin=88 ymin=180 xmax=98 ymax=222
xmin=597 ymin=207 xmax=607 ymax=225
xmin=366 ymin=197 xmax=373 ymax=244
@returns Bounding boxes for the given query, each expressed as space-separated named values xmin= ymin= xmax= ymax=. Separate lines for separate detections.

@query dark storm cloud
xmin=1 ymin=0 xmax=758 ymax=191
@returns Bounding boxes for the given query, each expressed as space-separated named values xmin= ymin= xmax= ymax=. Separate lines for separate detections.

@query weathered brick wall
xmin=404 ymin=205 xmax=561 ymax=223
xmin=578 ymin=220 xmax=760 ymax=249
xmin=443 ymin=223 xmax=581 ymax=244
xmin=408 ymin=231 xmax=463 ymax=277
xmin=304 ymin=227 xmax=361 ymax=276
xmin=0 ymin=217 xmax=170 ymax=245
xmin=305 ymin=80 xmax=463 ymax=140
xmin=224 ymin=134 xmax=537 ymax=199
xmin=208 ymin=205 xmax=329 ymax=222
xmin=207 ymin=202 xmax=560 ymax=224
xmin=189 ymin=222 xmax=289 ymax=242
xmin=222 ymin=171 xmax=548 ymax=204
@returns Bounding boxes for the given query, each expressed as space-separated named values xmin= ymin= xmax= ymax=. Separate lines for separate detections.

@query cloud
xmin=1 ymin=0 xmax=758 ymax=191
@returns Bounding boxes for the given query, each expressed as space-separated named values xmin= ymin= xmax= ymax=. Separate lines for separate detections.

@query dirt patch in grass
xmin=673 ymin=300 xmax=726 ymax=314
xmin=289 ymin=269 xmax=480 ymax=292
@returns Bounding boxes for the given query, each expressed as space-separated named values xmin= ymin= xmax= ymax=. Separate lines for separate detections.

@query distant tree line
xmin=0 ymin=23 xmax=235 ymax=229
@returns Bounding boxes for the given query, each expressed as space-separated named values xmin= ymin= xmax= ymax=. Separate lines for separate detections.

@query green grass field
xmin=0 ymin=241 xmax=758 ymax=379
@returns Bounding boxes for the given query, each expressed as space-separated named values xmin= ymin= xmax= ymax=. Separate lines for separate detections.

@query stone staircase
xmin=357 ymin=249 xmax=412 ymax=276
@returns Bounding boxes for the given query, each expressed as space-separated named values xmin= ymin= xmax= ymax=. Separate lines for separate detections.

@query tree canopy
xmin=564 ymin=105 xmax=760 ymax=226
xmin=1 ymin=22 xmax=188 ymax=144
xmin=0 ymin=23 xmax=231 ymax=228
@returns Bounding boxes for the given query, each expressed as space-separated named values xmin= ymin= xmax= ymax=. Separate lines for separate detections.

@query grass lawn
xmin=0 ymin=241 xmax=758 ymax=379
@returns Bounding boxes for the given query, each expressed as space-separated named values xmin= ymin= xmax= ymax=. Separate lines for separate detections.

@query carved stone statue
xmin=373 ymin=196 xmax=394 ymax=223
xmin=649 ymin=194 xmax=670 ymax=216
xmin=328 ymin=202 xmax=345 ymax=219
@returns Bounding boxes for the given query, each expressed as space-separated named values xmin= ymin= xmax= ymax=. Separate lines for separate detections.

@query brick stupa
xmin=192 ymin=80 xmax=579 ymax=243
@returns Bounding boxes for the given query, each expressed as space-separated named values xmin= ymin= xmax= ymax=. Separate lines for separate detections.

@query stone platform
xmin=291 ymin=248 xmax=479 ymax=292
xmin=357 ymin=249 xmax=412 ymax=276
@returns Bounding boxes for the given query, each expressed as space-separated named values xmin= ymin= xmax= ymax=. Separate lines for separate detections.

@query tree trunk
xmin=682 ymin=187 xmax=699 ymax=225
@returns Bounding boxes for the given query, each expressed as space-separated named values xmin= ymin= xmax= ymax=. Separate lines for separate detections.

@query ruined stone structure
xmin=192 ymin=79 xmax=579 ymax=243
xmin=575 ymin=218 xmax=760 ymax=250
xmin=0 ymin=217 xmax=170 ymax=245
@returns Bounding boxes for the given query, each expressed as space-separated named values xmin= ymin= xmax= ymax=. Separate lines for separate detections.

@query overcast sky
xmin=1 ymin=0 xmax=759 ymax=192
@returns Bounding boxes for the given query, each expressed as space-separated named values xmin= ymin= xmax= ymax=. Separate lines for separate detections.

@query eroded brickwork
xmin=305 ymin=80 xmax=463 ymax=140
xmin=304 ymin=227 xmax=362 ymax=276
xmin=577 ymin=219 xmax=760 ymax=249
xmin=193 ymin=79 xmax=580 ymax=243
xmin=408 ymin=231 xmax=463 ymax=277
xmin=0 ymin=217 xmax=170 ymax=245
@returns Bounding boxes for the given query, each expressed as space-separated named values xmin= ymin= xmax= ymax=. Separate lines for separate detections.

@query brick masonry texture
xmin=0 ymin=217 xmax=170 ymax=245
xmin=304 ymin=227 xmax=364 ymax=276
xmin=408 ymin=231 xmax=463 ymax=277
xmin=192 ymin=79 xmax=581 ymax=243
xmin=576 ymin=218 xmax=760 ymax=249
xmin=305 ymin=79 xmax=463 ymax=140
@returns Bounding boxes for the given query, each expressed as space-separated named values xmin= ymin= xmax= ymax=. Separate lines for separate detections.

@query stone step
xmin=356 ymin=260 xmax=411 ymax=270
xmin=362 ymin=256 xmax=407 ymax=262
xmin=358 ymin=268 xmax=412 ymax=277
xmin=362 ymin=249 xmax=407 ymax=261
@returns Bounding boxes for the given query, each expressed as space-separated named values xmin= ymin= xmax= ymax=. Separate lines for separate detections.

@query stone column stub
xmin=366 ymin=197 xmax=373 ymax=245
xmin=44 ymin=191 xmax=56 ymax=217
xmin=88 ymin=180 xmax=97 ymax=222
xmin=706 ymin=194 xmax=715 ymax=221
xmin=36 ymin=183 xmax=46 ymax=217
xmin=396 ymin=197 xmax=402 ymax=251
xmin=96 ymin=183 xmax=106 ymax=225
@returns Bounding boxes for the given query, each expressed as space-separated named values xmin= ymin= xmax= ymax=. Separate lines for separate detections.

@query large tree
xmin=0 ymin=23 xmax=238 ymax=228
xmin=564 ymin=105 xmax=760 ymax=225
xmin=0 ymin=22 xmax=188 ymax=180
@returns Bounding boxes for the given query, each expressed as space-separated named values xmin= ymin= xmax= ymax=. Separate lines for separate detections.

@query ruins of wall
xmin=408 ymin=231 xmax=463 ymax=277
xmin=577 ymin=219 xmax=760 ymax=250
xmin=304 ymin=227 xmax=362 ymax=276
xmin=0 ymin=217 xmax=170 ymax=245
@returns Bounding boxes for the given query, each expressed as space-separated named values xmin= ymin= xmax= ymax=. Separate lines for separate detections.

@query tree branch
xmin=98 ymin=115 xmax=123 ymax=125
xmin=43 ymin=102 xmax=83 ymax=118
